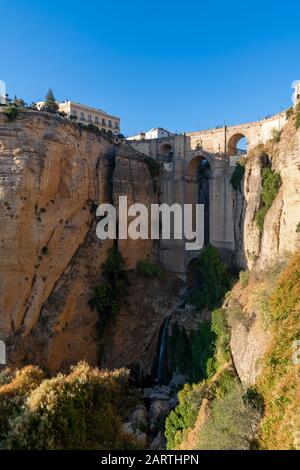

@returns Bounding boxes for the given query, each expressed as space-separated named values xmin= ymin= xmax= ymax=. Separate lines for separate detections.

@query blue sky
xmin=1 ymin=0 xmax=300 ymax=136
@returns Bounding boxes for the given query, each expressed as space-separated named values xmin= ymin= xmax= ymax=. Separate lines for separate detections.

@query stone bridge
xmin=127 ymin=112 xmax=287 ymax=280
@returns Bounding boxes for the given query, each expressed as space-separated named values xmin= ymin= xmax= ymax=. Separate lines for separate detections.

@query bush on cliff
xmin=3 ymin=105 xmax=19 ymax=121
xmin=0 ymin=366 xmax=45 ymax=442
xmin=1 ymin=362 xmax=141 ymax=450
xmin=188 ymin=244 xmax=232 ymax=311
xmin=196 ymin=382 xmax=261 ymax=450
xmin=91 ymin=248 xmax=128 ymax=324
xmin=255 ymin=167 xmax=281 ymax=233
xmin=137 ymin=260 xmax=165 ymax=280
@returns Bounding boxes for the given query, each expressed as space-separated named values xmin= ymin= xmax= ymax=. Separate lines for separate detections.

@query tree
xmin=41 ymin=88 xmax=59 ymax=114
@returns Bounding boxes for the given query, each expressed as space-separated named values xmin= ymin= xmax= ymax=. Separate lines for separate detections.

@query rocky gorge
xmin=1 ymin=105 xmax=300 ymax=450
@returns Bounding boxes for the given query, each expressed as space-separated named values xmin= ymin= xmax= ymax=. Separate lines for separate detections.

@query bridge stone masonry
xmin=127 ymin=111 xmax=287 ymax=280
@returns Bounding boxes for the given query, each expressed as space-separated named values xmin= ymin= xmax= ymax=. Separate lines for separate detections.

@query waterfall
xmin=155 ymin=289 xmax=187 ymax=384
xmin=156 ymin=315 xmax=171 ymax=383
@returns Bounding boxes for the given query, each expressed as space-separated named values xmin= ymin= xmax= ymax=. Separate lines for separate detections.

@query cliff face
xmin=0 ymin=110 xmax=155 ymax=372
xmin=239 ymin=118 xmax=300 ymax=270
xmin=230 ymin=118 xmax=300 ymax=385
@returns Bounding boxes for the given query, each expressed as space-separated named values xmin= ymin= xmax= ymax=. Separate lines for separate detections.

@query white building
xmin=37 ymin=100 xmax=121 ymax=134
xmin=293 ymin=81 xmax=300 ymax=107
xmin=0 ymin=80 xmax=10 ymax=105
xmin=127 ymin=127 xmax=173 ymax=141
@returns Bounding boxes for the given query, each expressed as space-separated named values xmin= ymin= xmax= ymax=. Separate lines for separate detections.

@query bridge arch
xmin=187 ymin=155 xmax=211 ymax=177
xmin=160 ymin=143 xmax=173 ymax=160
xmin=227 ymin=133 xmax=248 ymax=157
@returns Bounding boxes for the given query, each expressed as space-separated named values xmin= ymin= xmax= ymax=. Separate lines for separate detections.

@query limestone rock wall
xmin=241 ymin=119 xmax=300 ymax=270
xmin=0 ymin=110 xmax=155 ymax=372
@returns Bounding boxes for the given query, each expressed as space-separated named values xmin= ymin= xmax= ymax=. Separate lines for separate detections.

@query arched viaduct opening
xmin=160 ymin=143 xmax=173 ymax=161
xmin=227 ymin=133 xmax=248 ymax=157
xmin=186 ymin=156 xmax=211 ymax=245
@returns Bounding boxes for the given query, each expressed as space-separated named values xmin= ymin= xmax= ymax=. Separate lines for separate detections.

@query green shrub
xmin=165 ymin=381 xmax=208 ymax=449
xmin=230 ymin=162 xmax=245 ymax=191
xmin=0 ymin=366 xmax=45 ymax=441
xmin=3 ymin=363 xmax=141 ymax=450
xmin=196 ymin=382 xmax=261 ymax=450
xmin=137 ymin=260 xmax=165 ymax=280
xmin=255 ymin=167 xmax=281 ymax=233
xmin=188 ymin=244 xmax=233 ymax=311
xmin=286 ymin=107 xmax=294 ymax=120
xmin=239 ymin=270 xmax=249 ymax=288
xmin=211 ymin=309 xmax=231 ymax=370
xmin=86 ymin=123 xmax=102 ymax=136
xmin=168 ymin=321 xmax=216 ymax=383
xmin=271 ymin=128 xmax=281 ymax=143
xmin=269 ymin=252 xmax=300 ymax=321
xmin=3 ymin=106 xmax=19 ymax=121
xmin=91 ymin=248 xmax=128 ymax=324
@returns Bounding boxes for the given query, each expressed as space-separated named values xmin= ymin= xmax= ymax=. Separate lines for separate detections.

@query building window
xmin=80 ymin=112 xmax=85 ymax=121
xmin=71 ymin=109 xmax=77 ymax=116
xmin=95 ymin=116 xmax=99 ymax=124
xmin=114 ymin=122 xmax=119 ymax=129
xmin=87 ymin=114 xmax=92 ymax=122
xmin=102 ymin=118 xmax=106 ymax=126
xmin=108 ymin=120 xmax=112 ymax=127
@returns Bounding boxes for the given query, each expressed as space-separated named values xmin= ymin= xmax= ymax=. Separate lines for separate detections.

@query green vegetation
xmin=256 ymin=252 xmax=300 ymax=449
xmin=40 ymin=88 xmax=59 ymax=114
xmin=286 ymin=107 xmax=294 ymax=120
xmin=0 ymin=363 xmax=141 ymax=450
xmin=239 ymin=270 xmax=249 ymax=288
xmin=168 ymin=321 xmax=215 ymax=383
xmin=271 ymin=128 xmax=281 ymax=143
xmin=3 ymin=105 xmax=19 ymax=121
xmin=188 ymin=244 xmax=233 ymax=311
xmin=230 ymin=162 xmax=245 ymax=191
xmin=165 ymin=367 xmax=236 ymax=450
xmin=255 ymin=167 xmax=281 ymax=233
xmin=137 ymin=260 xmax=165 ymax=280
xmin=165 ymin=381 xmax=209 ymax=449
xmin=0 ymin=366 xmax=45 ymax=442
xmin=91 ymin=248 xmax=128 ymax=325
xmin=197 ymin=382 xmax=261 ymax=450
xmin=165 ymin=309 xmax=232 ymax=448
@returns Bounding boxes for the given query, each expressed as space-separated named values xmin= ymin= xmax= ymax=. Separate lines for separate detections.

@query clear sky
xmin=1 ymin=0 xmax=300 ymax=136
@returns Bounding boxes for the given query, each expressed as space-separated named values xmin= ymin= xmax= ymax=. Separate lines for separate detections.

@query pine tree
xmin=41 ymin=88 xmax=59 ymax=114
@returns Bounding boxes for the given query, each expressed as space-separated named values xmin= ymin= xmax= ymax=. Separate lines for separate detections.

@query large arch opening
xmin=186 ymin=156 xmax=211 ymax=244
xmin=228 ymin=133 xmax=248 ymax=157
xmin=160 ymin=143 xmax=173 ymax=161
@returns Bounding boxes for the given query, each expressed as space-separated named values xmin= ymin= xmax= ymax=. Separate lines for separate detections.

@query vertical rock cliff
xmin=0 ymin=109 xmax=156 ymax=372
